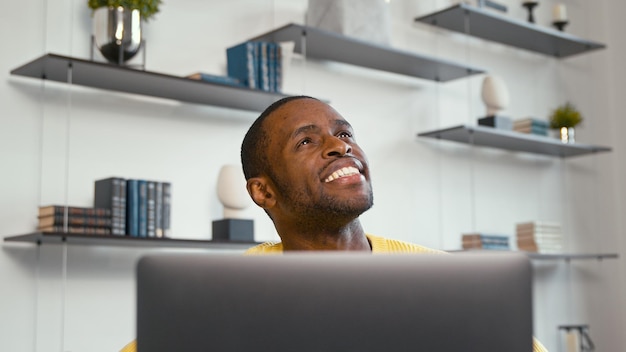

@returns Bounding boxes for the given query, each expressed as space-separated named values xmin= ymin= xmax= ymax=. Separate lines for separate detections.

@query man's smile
xmin=324 ymin=166 xmax=362 ymax=183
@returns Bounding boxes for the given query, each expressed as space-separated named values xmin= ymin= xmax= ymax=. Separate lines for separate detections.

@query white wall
xmin=1 ymin=0 xmax=623 ymax=351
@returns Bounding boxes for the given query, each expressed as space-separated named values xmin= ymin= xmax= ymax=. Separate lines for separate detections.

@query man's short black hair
xmin=241 ymin=95 xmax=318 ymax=180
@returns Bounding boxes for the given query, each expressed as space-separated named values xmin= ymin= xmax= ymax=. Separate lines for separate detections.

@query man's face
xmin=263 ymin=98 xmax=373 ymax=220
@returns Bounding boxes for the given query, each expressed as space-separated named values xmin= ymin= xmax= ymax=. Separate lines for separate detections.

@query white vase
xmin=481 ymin=75 xmax=510 ymax=116
xmin=216 ymin=164 xmax=250 ymax=219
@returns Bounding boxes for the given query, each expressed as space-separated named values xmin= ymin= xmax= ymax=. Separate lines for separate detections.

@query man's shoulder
xmin=244 ymin=241 xmax=283 ymax=255
xmin=366 ymin=234 xmax=446 ymax=254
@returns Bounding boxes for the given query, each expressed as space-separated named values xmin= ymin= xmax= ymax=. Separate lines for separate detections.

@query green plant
xmin=549 ymin=102 xmax=583 ymax=129
xmin=88 ymin=0 xmax=162 ymax=21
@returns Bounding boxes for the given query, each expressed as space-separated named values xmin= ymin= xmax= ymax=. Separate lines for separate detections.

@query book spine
xmin=162 ymin=182 xmax=171 ymax=237
xmin=155 ymin=182 xmax=163 ymax=238
xmin=268 ymin=42 xmax=276 ymax=92
xmin=248 ymin=41 xmax=257 ymax=90
xmin=119 ymin=180 xmax=127 ymax=235
xmin=275 ymin=43 xmax=283 ymax=92
xmin=259 ymin=42 xmax=270 ymax=91
xmin=126 ymin=179 xmax=140 ymax=237
xmin=147 ymin=181 xmax=156 ymax=238
xmin=138 ymin=180 xmax=148 ymax=237
xmin=94 ymin=177 xmax=126 ymax=236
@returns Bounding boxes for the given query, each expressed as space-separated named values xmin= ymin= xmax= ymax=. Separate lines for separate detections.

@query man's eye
xmin=338 ymin=131 xmax=352 ymax=138
xmin=298 ymin=138 xmax=312 ymax=147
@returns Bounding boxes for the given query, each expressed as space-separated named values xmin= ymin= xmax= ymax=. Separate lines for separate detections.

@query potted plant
xmin=88 ymin=0 xmax=163 ymax=65
xmin=549 ymin=102 xmax=583 ymax=143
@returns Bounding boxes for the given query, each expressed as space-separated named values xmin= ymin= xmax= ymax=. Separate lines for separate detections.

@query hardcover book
xmin=94 ymin=177 xmax=126 ymax=236
xmin=39 ymin=225 xmax=112 ymax=235
xmin=155 ymin=182 xmax=163 ymax=238
xmin=226 ymin=41 xmax=257 ymax=89
xmin=161 ymin=182 xmax=171 ymax=237
xmin=258 ymin=41 xmax=270 ymax=91
xmin=515 ymin=221 xmax=563 ymax=253
xmin=138 ymin=180 xmax=148 ymax=238
xmin=38 ymin=215 xmax=112 ymax=228
xmin=186 ymin=72 xmax=243 ymax=87
xmin=147 ymin=181 xmax=157 ymax=238
xmin=462 ymin=233 xmax=510 ymax=250
xmin=38 ymin=205 xmax=111 ymax=218
xmin=126 ymin=179 xmax=140 ymax=237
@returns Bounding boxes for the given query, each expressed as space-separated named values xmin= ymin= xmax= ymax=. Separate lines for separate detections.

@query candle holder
xmin=522 ymin=1 xmax=539 ymax=23
xmin=552 ymin=20 xmax=569 ymax=31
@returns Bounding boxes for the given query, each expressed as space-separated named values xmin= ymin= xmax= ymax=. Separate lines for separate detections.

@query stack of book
xmin=462 ymin=233 xmax=510 ymax=250
xmin=513 ymin=118 xmax=549 ymax=136
xmin=226 ymin=41 xmax=282 ymax=92
xmin=38 ymin=205 xmax=113 ymax=235
xmin=94 ymin=177 xmax=171 ymax=238
xmin=516 ymin=221 xmax=563 ymax=253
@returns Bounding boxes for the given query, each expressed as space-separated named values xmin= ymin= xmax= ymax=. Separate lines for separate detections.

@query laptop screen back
xmin=136 ymin=252 xmax=533 ymax=352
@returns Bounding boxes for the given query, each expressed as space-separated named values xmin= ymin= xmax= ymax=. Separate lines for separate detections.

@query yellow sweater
xmin=120 ymin=234 xmax=548 ymax=352
xmin=244 ymin=233 xmax=445 ymax=254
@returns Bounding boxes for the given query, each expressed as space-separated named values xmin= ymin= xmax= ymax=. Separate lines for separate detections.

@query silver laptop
xmin=136 ymin=252 xmax=533 ymax=352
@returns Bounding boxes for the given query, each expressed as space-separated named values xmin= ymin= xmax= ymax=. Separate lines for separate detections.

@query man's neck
xmin=278 ymin=221 xmax=371 ymax=251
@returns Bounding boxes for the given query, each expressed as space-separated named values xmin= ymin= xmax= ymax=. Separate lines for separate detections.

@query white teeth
xmin=325 ymin=166 xmax=360 ymax=183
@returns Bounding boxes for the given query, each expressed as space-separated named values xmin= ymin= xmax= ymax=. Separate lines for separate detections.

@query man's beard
xmin=271 ymin=171 xmax=374 ymax=227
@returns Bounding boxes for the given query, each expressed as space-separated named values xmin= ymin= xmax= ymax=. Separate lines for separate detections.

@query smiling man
xmin=239 ymin=95 xmax=548 ymax=352
xmin=242 ymin=95 xmax=444 ymax=254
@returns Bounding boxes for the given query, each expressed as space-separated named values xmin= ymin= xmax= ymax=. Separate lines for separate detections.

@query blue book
xmin=268 ymin=42 xmax=275 ymax=92
xmin=275 ymin=43 xmax=283 ymax=92
xmin=138 ymin=180 xmax=148 ymax=237
xmin=186 ymin=72 xmax=243 ymax=87
xmin=267 ymin=42 xmax=282 ymax=92
xmin=126 ymin=179 xmax=140 ymax=237
xmin=258 ymin=42 xmax=270 ymax=91
xmin=226 ymin=41 xmax=257 ymax=89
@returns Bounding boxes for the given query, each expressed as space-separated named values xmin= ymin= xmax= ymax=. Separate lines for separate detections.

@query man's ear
xmin=246 ymin=176 xmax=276 ymax=210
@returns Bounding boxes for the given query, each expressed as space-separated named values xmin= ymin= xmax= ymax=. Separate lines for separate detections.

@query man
xmin=240 ymin=95 xmax=548 ymax=352
xmin=120 ymin=95 xmax=547 ymax=352
xmin=241 ymin=95 xmax=442 ymax=254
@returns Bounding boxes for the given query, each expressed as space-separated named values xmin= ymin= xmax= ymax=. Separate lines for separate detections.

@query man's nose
xmin=324 ymin=136 xmax=352 ymax=157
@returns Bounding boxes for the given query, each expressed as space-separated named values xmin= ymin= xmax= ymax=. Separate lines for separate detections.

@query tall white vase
xmin=216 ymin=164 xmax=250 ymax=219
xmin=481 ymin=75 xmax=510 ymax=116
